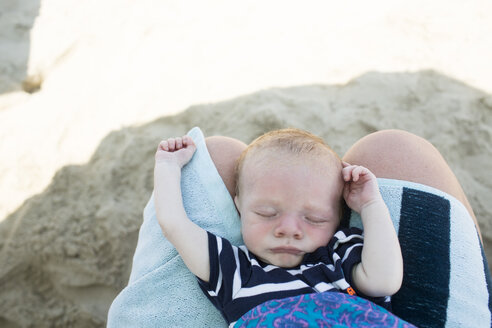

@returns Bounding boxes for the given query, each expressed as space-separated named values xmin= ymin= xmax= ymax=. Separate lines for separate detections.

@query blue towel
xmin=107 ymin=127 xmax=243 ymax=327
xmin=108 ymin=127 xmax=491 ymax=328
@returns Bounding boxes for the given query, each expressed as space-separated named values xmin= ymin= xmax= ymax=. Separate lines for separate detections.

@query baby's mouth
xmin=270 ymin=246 xmax=302 ymax=255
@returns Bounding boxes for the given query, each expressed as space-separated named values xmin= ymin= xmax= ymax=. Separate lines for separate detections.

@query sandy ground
xmin=1 ymin=0 xmax=491 ymax=326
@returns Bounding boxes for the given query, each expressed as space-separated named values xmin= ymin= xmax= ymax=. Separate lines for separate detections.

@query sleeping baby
xmin=153 ymin=128 xmax=403 ymax=326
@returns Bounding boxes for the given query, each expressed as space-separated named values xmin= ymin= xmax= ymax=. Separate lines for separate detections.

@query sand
xmin=1 ymin=1 xmax=491 ymax=327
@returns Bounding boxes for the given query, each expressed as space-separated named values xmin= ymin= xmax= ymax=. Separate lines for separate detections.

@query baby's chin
xmin=264 ymin=254 xmax=303 ymax=268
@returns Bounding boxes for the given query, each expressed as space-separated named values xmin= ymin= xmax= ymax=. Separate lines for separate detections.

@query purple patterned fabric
xmin=235 ymin=291 xmax=416 ymax=328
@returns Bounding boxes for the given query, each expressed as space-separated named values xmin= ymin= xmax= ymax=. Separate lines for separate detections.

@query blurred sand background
xmin=1 ymin=0 xmax=491 ymax=326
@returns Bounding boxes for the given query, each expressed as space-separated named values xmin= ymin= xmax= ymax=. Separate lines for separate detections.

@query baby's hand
xmin=342 ymin=162 xmax=383 ymax=214
xmin=155 ymin=135 xmax=196 ymax=168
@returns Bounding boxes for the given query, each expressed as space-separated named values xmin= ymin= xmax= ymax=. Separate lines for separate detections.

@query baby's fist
xmin=342 ymin=162 xmax=382 ymax=213
xmin=155 ymin=135 xmax=196 ymax=168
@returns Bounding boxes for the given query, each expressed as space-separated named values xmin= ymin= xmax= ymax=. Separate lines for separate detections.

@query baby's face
xmin=235 ymin=153 xmax=343 ymax=268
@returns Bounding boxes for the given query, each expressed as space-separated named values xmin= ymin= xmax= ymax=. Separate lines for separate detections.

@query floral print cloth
xmin=235 ymin=291 xmax=415 ymax=328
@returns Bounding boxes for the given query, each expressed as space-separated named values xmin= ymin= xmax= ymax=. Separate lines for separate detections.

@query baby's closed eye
xmin=254 ymin=210 xmax=277 ymax=218
xmin=303 ymin=216 xmax=330 ymax=224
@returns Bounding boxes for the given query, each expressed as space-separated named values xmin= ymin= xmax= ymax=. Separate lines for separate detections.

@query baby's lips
xmin=270 ymin=246 xmax=303 ymax=255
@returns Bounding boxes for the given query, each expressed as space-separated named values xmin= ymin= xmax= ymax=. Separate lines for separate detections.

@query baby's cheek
xmin=242 ymin=225 xmax=264 ymax=247
xmin=306 ymin=225 xmax=334 ymax=246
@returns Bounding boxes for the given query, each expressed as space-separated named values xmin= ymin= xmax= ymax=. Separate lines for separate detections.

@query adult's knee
xmin=342 ymin=128 xmax=460 ymax=196
xmin=342 ymin=129 xmax=442 ymax=176
xmin=343 ymin=129 xmax=478 ymax=231
xmin=205 ymin=136 xmax=247 ymax=198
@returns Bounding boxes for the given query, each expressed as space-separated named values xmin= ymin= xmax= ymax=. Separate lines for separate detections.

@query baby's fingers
xmin=158 ymin=140 xmax=169 ymax=151
xmin=157 ymin=135 xmax=196 ymax=156
xmin=352 ymin=165 xmax=370 ymax=182
xmin=342 ymin=164 xmax=361 ymax=181
xmin=342 ymin=165 xmax=368 ymax=182
xmin=342 ymin=165 xmax=354 ymax=181
xmin=175 ymin=137 xmax=183 ymax=149
xmin=183 ymin=135 xmax=196 ymax=149
xmin=352 ymin=166 xmax=361 ymax=181
xmin=167 ymin=138 xmax=176 ymax=151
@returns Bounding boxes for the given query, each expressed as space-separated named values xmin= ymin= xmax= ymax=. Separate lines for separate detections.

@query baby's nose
xmin=273 ymin=215 xmax=303 ymax=239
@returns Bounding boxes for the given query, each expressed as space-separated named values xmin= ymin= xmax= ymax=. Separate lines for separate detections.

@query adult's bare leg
xmin=342 ymin=129 xmax=481 ymax=240
xmin=205 ymin=136 xmax=247 ymax=198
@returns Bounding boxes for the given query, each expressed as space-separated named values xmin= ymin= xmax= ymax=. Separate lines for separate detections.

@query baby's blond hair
xmin=234 ymin=128 xmax=341 ymax=196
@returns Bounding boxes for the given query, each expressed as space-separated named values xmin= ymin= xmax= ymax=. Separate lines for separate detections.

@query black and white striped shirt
xmin=197 ymin=228 xmax=390 ymax=326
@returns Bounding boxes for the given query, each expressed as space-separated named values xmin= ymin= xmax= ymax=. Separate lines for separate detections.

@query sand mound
xmin=0 ymin=71 xmax=491 ymax=327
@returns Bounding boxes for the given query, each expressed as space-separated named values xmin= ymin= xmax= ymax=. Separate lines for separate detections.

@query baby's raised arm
xmin=342 ymin=163 xmax=403 ymax=297
xmin=154 ymin=136 xmax=210 ymax=282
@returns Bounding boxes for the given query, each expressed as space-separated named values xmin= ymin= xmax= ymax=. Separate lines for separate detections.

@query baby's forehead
xmin=240 ymin=150 xmax=344 ymax=206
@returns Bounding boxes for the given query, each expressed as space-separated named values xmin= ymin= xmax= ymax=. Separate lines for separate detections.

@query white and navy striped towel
xmin=346 ymin=179 xmax=492 ymax=328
